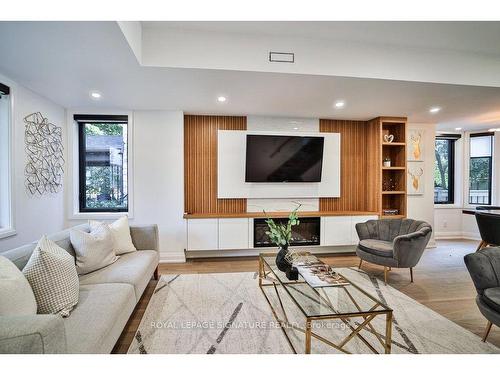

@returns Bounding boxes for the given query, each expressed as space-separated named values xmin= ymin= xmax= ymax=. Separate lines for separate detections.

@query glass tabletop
xmin=260 ymin=254 xmax=391 ymax=318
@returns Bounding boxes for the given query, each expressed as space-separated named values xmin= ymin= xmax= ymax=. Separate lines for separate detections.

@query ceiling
xmin=0 ymin=21 xmax=500 ymax=131
xmin=143 ymin=21 xmax=500 ymax=57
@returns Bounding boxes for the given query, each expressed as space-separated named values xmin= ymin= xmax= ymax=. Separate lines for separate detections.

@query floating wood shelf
xmin=382 ymin=191 xmax=406 ymax=195
xmin=184 ymin=210 xmax=379 ymax=219
xmin=382 ymin=166 xmax=405 ymax=170
xmin=382 ymin=142 xmax=406 ymax=146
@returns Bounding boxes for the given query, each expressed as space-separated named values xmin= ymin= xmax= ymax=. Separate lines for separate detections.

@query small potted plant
xmin=265 ymin=204 xmax=301 ymax=272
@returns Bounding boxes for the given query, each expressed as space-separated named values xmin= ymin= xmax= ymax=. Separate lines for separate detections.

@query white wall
xmin=131 ymin=111 xmax=185 ymax=262
xmin=0 ymin=73 xmax=66 ymax=252
xmin=407 ymin=123 xmax=436 ymax=247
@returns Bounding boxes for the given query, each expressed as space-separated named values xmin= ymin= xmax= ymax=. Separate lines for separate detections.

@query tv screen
xmin=245 ymin=134 xmax=324 ymax=182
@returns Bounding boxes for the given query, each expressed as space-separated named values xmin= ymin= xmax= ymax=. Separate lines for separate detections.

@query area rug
xmin=128 ymin=268 xmax=499 ymax=354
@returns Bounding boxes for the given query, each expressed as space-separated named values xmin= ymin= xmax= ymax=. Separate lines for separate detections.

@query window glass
xmin=0 ymin=91 xmax=11 ymax=229
xmin=469 ymin=134 xmax=493 ymax=205
xmin=79 ymin=121 xmax=128 ymax=212
xmin=434 ymin=138 xmax=454 ymax=204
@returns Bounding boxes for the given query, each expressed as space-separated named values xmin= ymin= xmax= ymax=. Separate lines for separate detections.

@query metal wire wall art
xmin=24 ymin=112 xmax=65 ymax=195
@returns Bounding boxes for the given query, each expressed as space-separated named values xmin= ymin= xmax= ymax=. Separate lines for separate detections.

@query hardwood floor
xmin=112 ymin=239 xmax=500 ymax=353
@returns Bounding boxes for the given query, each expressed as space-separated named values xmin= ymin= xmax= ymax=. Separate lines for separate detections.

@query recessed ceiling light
xmin=429 ymin=106 xmax=441 ymax=114
xmin=455 ymin=127 xmax=462 ymax=131
xmin=90 ymin=91 xmax=101 ymax=99
xmin=217 ymin=96 xmax=227 ymax=103
xmin=334 ymin=100 xmax=345 ymax=108
xmin=488 ymin=128 xmax=500 ymax=132
xmin=293 ymin=127 xmax=299 ymax=130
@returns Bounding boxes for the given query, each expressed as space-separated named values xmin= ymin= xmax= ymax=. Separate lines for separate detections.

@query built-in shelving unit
xmin=378 ymin=117 xmax=408 ymax=219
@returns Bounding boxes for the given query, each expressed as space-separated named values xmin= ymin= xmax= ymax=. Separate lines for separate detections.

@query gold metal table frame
xmin=258 ymin=252 xmax=393 ymax=354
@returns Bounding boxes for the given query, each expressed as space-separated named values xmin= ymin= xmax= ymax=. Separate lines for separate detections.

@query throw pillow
xmin=22 ymin=236 xmax=79 ymax=317
xmin=89 ymin=216 xmax=136 ymax=255
xmin=0 ymin=255 xmax=37 ymax=316
xmin=70 ymin=222 xmax=118 ymax=274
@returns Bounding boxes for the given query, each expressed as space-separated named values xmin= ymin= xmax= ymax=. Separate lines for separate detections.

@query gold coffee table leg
xmin=305 ymin=318 xmax=312 ymax=354
xmin=385 ymin=311 xmax=393 ymax=354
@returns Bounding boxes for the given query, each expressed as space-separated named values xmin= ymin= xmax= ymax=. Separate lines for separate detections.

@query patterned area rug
xmin=128 ymin=268 xmax=499 ymax=354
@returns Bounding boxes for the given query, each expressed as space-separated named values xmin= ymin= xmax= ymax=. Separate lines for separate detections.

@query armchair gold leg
xmin=384 ymin=266 xmax=387 ymax=285
xmin=358 ymin=259 xmax=363 ymax=269
xmin=410 ymin=267 xmax=414 ymax=283
xmin=483 ymin=321 xmax=493 ymax=342
xmin=476 ymin=240 xmax=487 ymax=252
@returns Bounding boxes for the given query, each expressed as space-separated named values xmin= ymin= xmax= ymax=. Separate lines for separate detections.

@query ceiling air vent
xmin=269 ymin=52 xmax=294 ymax=63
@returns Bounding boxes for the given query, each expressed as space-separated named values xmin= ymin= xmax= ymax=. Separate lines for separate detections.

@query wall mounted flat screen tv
xmin=245 ymin=134 xmax=324 ymax=182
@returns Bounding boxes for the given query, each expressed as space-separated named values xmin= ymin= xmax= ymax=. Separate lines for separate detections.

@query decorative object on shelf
xmin=408 ymin=129 xmax=424 ymax=161
xmin=382 ymin=209 xmax=399 ymax=216
xmin=382 ymin=177 xmax=398 ymax=191
xmin=383 ymin=157 xmax=391 ymax=167
xmin=383 ymin=134 xmax=395 ymax=143
xmin=24 ymin=112 xmax=64 ymax=195
xmin=264 ymin=204 xmax=301 ymax=273
xmin=408 ymin=162 xmax=425 ymax=195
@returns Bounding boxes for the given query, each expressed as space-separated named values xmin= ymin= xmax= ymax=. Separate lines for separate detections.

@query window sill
xmin=434 ymin=204 xmax=463 ymax=209
xmin=68 ymin=212 xmax=133 ymax=221
xmin=0 ymin=228 xmax=16 ymax=239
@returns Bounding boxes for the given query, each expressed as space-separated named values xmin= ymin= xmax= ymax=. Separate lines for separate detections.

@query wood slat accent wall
xmin=319 ymin=119 xmax=381 ymax=212
xmin=366 ymin=118 xmax=382 ymax=213
xmin=184 ymin=115 xmax=247 ymax=215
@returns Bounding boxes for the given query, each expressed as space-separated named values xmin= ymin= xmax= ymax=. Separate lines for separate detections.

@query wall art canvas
xmin=408 ymin=129 xmax=424 ymax=161
xmin=24 ymin=112 xmax=64 ymax=195
xmin=407 ymin=162 xmax=424 ymax=195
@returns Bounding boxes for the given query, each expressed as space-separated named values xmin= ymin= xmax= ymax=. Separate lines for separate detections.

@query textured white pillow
xmin=89 ymin=216 xmax=136 ymax=255
xmin=0 ymin=255 xmax=37 ymax=316
xmin=22 ymin=237 xmax=79 ymax=317
xmin=70 ymin=223 xmax=118 ymax=275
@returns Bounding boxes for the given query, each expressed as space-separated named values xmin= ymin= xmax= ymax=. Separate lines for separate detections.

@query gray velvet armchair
xmin=464 ymin=247 xmax=500 ymax=342
xmin=355 ymin=218 xmax=432 ymax=284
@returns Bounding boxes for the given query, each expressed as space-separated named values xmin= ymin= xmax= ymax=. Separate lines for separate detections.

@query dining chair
xmin=475 ymin=211 xmax=500 ymax=251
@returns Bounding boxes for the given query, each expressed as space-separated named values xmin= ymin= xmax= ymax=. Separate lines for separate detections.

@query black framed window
xmin=76 ymin=115 xmax=128 ymax=212
xmin=434 ymin=134 xmax=459 ymax=204
xmin=469 ymin=133 xmax=493 ymax=206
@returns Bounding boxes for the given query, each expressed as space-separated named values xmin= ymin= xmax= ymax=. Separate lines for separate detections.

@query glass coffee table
xmin=258 ymin=252 xmax=393 ymax=354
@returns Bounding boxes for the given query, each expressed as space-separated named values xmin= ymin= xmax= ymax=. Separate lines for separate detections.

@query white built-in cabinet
xmin=186 ymin=215 xmax=377 ymax=251
xmin=218 ymin=218 xmax=249 ymax=250
xmin=320 ymin=215 xmax=378 ymax=246
xmin=186 ymin=219 xmax=218 ymax=251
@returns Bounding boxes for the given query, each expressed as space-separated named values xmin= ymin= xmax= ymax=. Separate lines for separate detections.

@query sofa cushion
xmin=483 ymin=287 xmax=500 ymax=312
xmin=359 ymin=239 xmax=394 ymax=258
xmin=78 ymin=250 xmax=158 ymax=301
xmin=64 ymin=283 xmax=135 ymax=354
xmin=70 ymin=223 xmax=118 ymax=275
xmin=90 ymin=216 xmax=137 ymax=255
xmin=23 ymin=236 xmax=79 ymax=317
xmin=0 ymin=256 xmax=37 ymax=316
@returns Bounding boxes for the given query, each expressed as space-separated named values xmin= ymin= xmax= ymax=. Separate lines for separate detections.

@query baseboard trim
xmin=435 ymin=231 xmax=481 ymax=241
xmin=159 ymin=252 xmax=186 ymax=263
xmin=462 ymin=232 xmax=481 ymax=241
xmin=435 ymin=231 xmax=463 ymax=240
